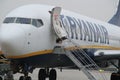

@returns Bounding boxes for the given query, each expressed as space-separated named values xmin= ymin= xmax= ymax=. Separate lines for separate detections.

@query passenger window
xmin=16 ymin=18 xmax=31 ymax=24
xmin=32 ymin=19 xmax=43 ymax=28
xmin=3 ymin=17 xmax=15 ymax=23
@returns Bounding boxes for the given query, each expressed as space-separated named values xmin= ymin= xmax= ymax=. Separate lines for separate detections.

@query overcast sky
xmin=0 ymin=0 xmax=119 ymax=24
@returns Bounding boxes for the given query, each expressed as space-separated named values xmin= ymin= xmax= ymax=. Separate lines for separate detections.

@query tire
xmin=19 ymin=76 xmax=25 ymax=80
xmin=38 ymin=69 xmax=46 ymax=80
xmin=26 ymin=76 xmax=32 ymax=80
xmin=111 ymin=73 xmax=119 ymax=80
xmin=0 ymin=76 xmax=3 ymax=80
xmin=49 ymin=69 xmax=57 ymax=80
xmin=118 ymin=76 xmax=120 ymax=80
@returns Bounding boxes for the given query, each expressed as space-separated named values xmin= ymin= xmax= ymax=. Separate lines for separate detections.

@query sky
xmin=0 ymin=0 xmax=119 ymax=24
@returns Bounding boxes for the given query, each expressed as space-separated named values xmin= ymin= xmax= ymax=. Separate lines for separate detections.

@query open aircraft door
xmin=51 ymin=7 xmax=67 ymax=40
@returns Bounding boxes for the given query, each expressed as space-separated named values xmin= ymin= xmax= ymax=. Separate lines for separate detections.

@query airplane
xmin=1 ymin=1 xmax=120 ymax=80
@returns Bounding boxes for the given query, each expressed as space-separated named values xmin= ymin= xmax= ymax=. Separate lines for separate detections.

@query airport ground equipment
xmin=64 ymin=40 xmax=107 ymax=80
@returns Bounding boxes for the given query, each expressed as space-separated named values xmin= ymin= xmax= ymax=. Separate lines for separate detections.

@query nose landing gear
xmin=17 ymin=63 xmax=33 ymax=80
xmin=38 ymin=68 xmax=57 ymax=80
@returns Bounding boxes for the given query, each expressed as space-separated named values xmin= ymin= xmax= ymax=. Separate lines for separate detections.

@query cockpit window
xmin=32 ymin=19 xmax=43 ymax=27
xmin=3 ymin=17 xmax=44 ymax=28
xmin=16 ymin=18 xmax=31 ymax=24
xmin=3 ymin=17 xmax=15 ymax=23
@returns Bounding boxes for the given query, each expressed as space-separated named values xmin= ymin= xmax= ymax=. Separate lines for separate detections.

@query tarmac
xmin=14 ymin=68 xmax=112 ymax=80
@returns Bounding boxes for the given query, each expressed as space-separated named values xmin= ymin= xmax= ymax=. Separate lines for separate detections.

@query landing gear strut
xmin=38 ymin=68 xmax=57 ymax=80
xmin=17 ymin=63 xmax=33 ymax=80
xmin=111 ymin=60 xmax=120 ymax=80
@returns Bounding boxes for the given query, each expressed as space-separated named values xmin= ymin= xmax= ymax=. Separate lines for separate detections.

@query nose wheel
xmin=38 ymin=68 xmax=57 ymax=80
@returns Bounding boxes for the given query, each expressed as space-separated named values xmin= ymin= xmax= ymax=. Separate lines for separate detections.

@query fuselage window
xmin=16 ymin=18 xmax=31 ymax=24
xmin=3 ymin=17 xmax=15 ymax=23
xmin=32 ymin=19 xmax=43 ymax=27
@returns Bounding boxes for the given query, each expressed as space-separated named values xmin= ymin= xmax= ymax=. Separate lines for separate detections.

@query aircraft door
xmin=51 ymin=7 xmax=67 ymax=40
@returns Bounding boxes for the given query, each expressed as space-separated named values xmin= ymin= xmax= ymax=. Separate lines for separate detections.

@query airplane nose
xmin=0 ymin=25 xmax=26 ymax=57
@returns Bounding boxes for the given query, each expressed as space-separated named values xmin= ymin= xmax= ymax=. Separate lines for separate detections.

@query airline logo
xmin=60 ymin=15 xmax=109 ymax=44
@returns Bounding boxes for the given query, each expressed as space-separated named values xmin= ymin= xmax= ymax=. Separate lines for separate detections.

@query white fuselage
xmin=1 ymin=4 xmax=120 ymax=59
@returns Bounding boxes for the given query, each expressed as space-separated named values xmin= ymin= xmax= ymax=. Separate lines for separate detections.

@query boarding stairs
xmin=64 ymin=39 xmax=107 ymax=80
xmin=51 ymin=7 xmax=107 ymax=80
xmin=65 ymin=50 xmax=96 ymax=80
